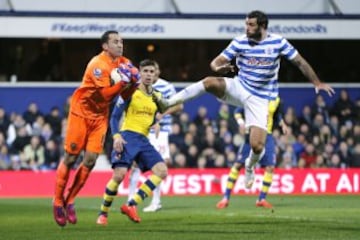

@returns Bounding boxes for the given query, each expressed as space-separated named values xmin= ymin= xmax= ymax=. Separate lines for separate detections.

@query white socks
xmin=248 ymin=148 xmax=265 ymax=168
xmin=150 ymin=184 xmax=161 ymax=206
xmin=167 ymin=81 xmax=206 ymax=106
xmin=128 ymin=167 xmax=141 ymax=201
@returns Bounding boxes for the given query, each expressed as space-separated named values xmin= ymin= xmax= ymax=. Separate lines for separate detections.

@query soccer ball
xmin=110 ymin=63 xmax=139 ymax=85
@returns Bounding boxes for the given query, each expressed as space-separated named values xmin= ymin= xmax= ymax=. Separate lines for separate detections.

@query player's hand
xmin=152 ymin=122 xmax=161 ymax=138
xmin=215 ymin=63 xmax=235 ymax=74
xmin=155 ymin=112 xmax=163 ymax=121
xmin=110 ymin=66 xmax=129 ymax=85
xmin=281 ymin=124 xmax=289 ymax=135
xmin=111 ymin=63 xmax=139 ymax=85
xmin=315 ymin=83 xmax=335 ymax=97
xmin=113 ymin=134 xmax=127 ymax=152
xmin=126 ymin=63 xmax=140 ymax=84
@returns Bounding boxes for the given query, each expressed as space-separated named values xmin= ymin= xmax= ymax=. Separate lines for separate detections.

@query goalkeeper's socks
xmin=54 ymin=161 xmax=70 ymax=206
xmin=65 ymin=163 xmax=91 ymax=204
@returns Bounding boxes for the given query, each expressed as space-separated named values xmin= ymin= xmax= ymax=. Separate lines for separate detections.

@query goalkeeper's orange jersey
xmin=69 ymin=51 xmax=131 ymax=120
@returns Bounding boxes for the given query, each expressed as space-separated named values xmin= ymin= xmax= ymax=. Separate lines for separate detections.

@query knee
xmin=63 ymin=153 xmax=78 ymax=167
xmin=251 ymin=141 xmax=265 ymax=154
xmin=82 ymin=153 xmax=98 ymax=169
xmin=202 ymin=77 xmax=216 ymax=90
xmin=266 ymin=166 xmax=274 ymax=173
xmin=234 ymin=162 xmax=242 ymax=170
xmin=112 ymin=169 xmax=127 ymax=183
xmin=153 ymin=163 xmax=168 ymax=180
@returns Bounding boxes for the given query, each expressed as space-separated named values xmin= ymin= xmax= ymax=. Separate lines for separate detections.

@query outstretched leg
xmin=153 ymin=77 xmax=226 ymax=113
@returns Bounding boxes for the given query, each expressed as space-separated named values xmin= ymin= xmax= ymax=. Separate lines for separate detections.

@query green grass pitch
xmin=0 ymin=195 xmax=359 ymax=240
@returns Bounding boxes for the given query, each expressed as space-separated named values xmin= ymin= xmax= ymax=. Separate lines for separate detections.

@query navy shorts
xmin=236 ymin=134 xmax=276 ymax=167
xmin=111 ymin=130 xmax=163 ymax=172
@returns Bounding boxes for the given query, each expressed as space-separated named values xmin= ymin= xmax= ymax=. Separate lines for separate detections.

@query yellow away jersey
xmin=120 ymin=89 xmax=160 ymax=136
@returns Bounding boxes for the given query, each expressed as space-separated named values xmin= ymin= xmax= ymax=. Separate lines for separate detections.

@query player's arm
xmin=210 ymin=55 xmax=235 ymax=74
xmin=290 ymin=54 xmax=334 ymax=96
xmin=273 ymin=100 xmax=289 ymax=135
xmin=110 ymin=96 xmax=129 ymax=152
xmin=97 ymin=61 xmax=139 ymax=101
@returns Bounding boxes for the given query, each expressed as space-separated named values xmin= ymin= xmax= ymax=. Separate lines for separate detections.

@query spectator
xmin=40 ymin=123 xmax=54 ymax=143
xmin=9 ymin=126 xmax=31 ymax=154
xmin=216 ymin=103 xmax=238 ymax=133
xmin=23 ymin=135 xmax=45 ymax=171
xmin=43 ymin=139 xmax=61 ymax=170
xmin=311 ymin=95 xmax=330 ymax=123
xmin=313 ymin=155 xmax=327 ymax=168
xmin=353 ymin=124 xmax=360 ymax=144
xmin=0 ymin=107 xmax=10 ymax=137
xmin=297 ymin=157 xmax=306 ymax=169
xmin=329 ymin=115 xmax=340 ymax=137
xmin=214 ymin=153 xmax=226 ymax=168
xmin=292 ymin=133 xmax=307 ymax=160
xmin=199 ymin=130 xmax=224 ymax=154
xmin=193 ymin=106 xmax=210 ymax=136
xmin=225 ymin=151 xmax=237 ymax=168
xmin=298 ymin=123 xmax=312 ymax=142
xmin=311 ymin=113 xmax=325 ymax=135
xmin=298 ymin=105 xmax=312 ymax=126
xmin=354 ymin=98 xmax=360 ymax=124
xmin=197 ymin=155 xmax=207 ymax=169
xmin=331 ymin=89 xmax=355 ymax=124
xmin=174 ymin=153 xmax=187 ymax=168
xmin=322 ymin=143 xmax=335 ymax=164
xmin=186 ymin=144 xmax=199 ymax=168
xmin=45 ymin=106 xmax=62 ymax=136
xmin=283 ymin=107 xmax=299 ymax=134
xmin=0 ymin=144 xmax=10 ymax=170
xmin=300 ymin=143 xmax=317 ymax=168
xmin=279 ymin=152 xmax=294 ymax=169
xmin=349 ymin=143 xmax=360 ymax=167
xmin=32 ymin=115 xmax=45 ymax=137
xmin=169 ymin=123 xmax=184 ymax=149
xmin=328 ymin=153 xmax=341 ymax=168
xmin=6 ymin=114 xmax=32 ymax=146
xmin=23 ymin=102 xmax=43 ymax=125
xmin=337 ymin=141 xmax=351 ymax=168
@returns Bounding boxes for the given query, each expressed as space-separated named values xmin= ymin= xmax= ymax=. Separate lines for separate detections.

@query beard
xmin=246 ymin=27 xmax=262 ymax=41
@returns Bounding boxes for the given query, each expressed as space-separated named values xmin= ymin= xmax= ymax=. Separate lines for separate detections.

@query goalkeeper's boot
xmin=216 ymin=198 xmax=229 ymax=209
xmin=256 ymin=199 xmax=273 ymax=209
xmin=120 ymin=204 xmax=141 ymax=223
xmin=244 ymin=158 xmax=255 ymax=189
xmin=152 ymin=93 xmax=170 ymax=114
xmin=53 ymin=205 xmax=67 ymax=227
xmin=66 ymin=204 xmax=77 ymax=224
xmin=96 ymin=214 xmax=108 ymax=226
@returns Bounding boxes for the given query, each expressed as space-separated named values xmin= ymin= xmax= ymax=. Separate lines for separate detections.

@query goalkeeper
xmin=217 ymin=97 xmax=288 ymax=209
xmin=53 ymin=30 xmax=138 ymax=227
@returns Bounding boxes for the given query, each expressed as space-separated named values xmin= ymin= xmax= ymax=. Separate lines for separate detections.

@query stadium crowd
xmin=0 ymin=89 xmax=359 ymax=171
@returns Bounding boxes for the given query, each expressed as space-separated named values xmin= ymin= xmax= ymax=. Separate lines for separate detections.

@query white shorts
xmin=222 ymin=77 xmax=269 ymax=131
xmin=149 ymin=131 xmax=170 ymax=160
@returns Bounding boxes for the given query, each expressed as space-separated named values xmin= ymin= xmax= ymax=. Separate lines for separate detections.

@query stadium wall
xmin=0 ymin=83 xmax=359 ymax=119
xmin=0 ymin=168 xmax=359 ymax=197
